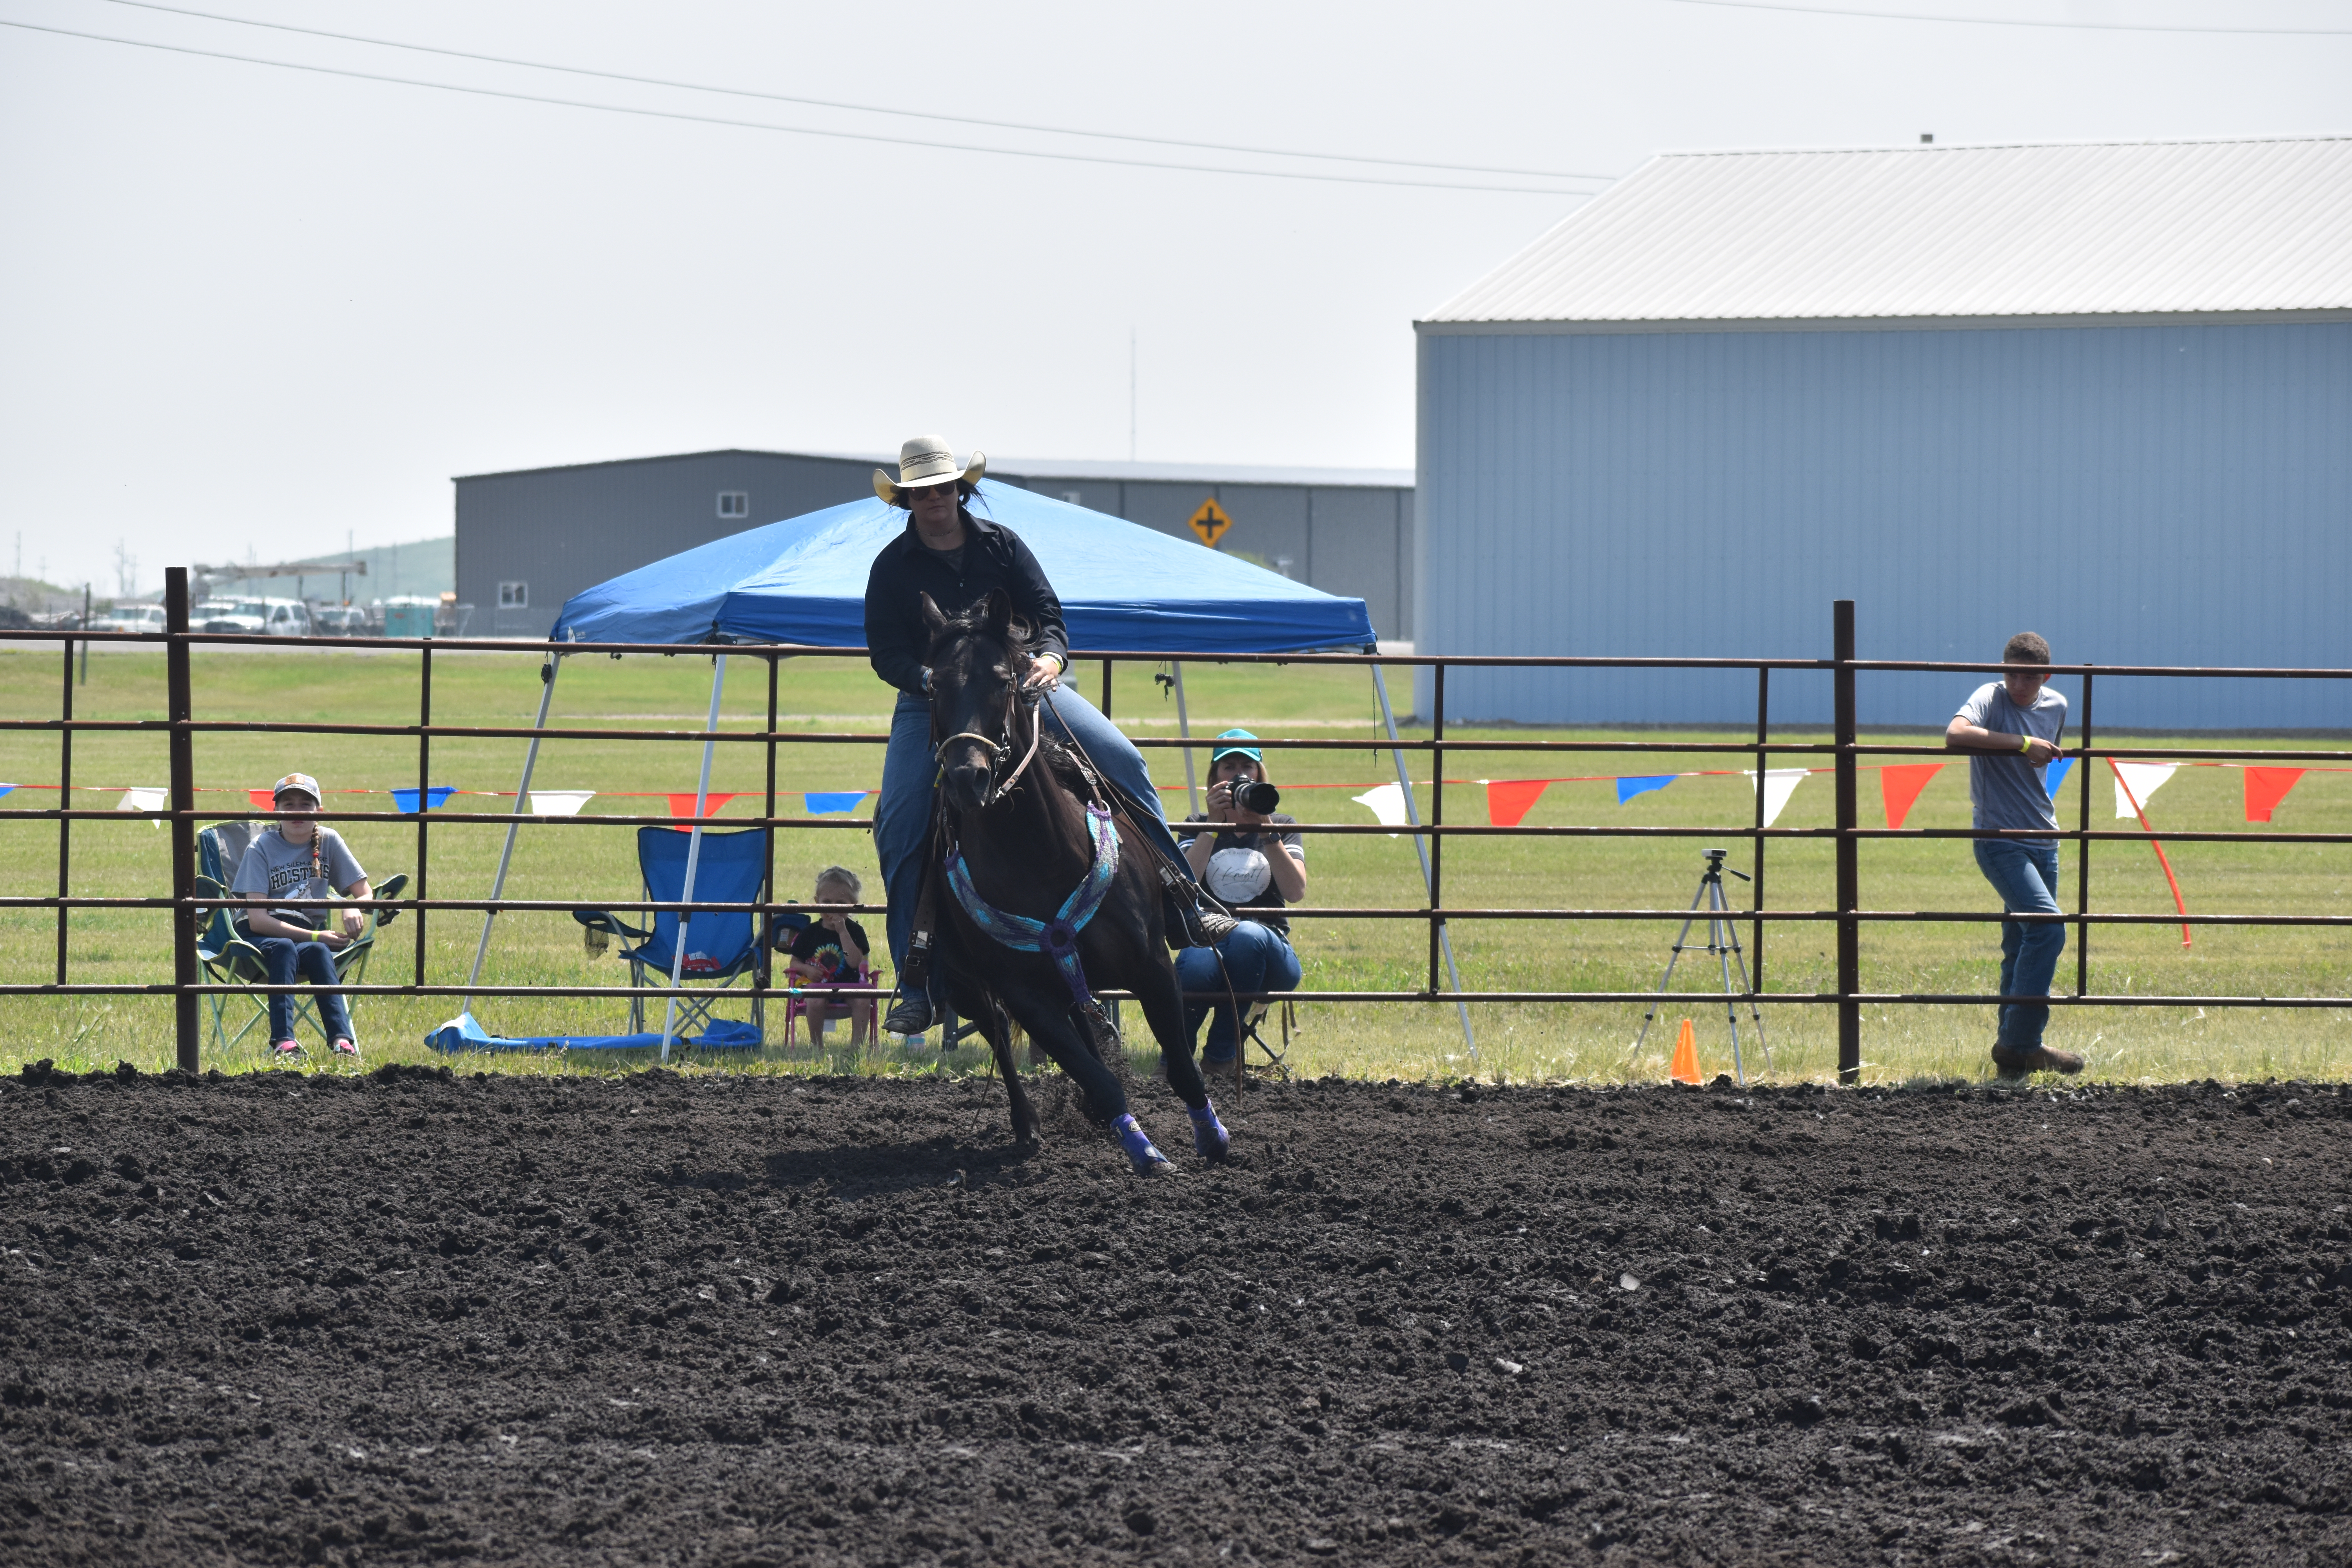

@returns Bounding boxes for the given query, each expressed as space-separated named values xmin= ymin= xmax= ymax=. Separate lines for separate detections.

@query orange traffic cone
xmin=1668 ymin=1018 xmax=1702 ymax=1085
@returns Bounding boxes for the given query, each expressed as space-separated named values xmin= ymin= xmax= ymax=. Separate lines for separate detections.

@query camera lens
xmin=1233 ymin=780 xmax=1280 ymax=814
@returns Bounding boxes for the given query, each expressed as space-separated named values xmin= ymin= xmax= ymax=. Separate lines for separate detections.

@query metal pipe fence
xmin=5 ymin=575 xmax=2348 ymax=1080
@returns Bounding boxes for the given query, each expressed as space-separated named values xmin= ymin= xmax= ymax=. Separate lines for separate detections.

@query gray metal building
xmin=456 ymin=451 xmax=1412 ymax=643
xmin=1415 ymin=136 xmax=2352 ymax=731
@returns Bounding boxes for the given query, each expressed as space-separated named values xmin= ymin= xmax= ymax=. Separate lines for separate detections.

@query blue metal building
xmin=1414 ymin=137 xmax=2352 ymax=731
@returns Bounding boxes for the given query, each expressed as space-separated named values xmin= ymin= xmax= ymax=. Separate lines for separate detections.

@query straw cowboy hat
xmin=874 ymin=436 xmax=985 ymax=506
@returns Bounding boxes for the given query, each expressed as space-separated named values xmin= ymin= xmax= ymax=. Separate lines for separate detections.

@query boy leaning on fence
xmin=1945 ymin=633 xmax=2085 ymax=1080
xmin=230 ymin=772 xmax=373 ymax=1059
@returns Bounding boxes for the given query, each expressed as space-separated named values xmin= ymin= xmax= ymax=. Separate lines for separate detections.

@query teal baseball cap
xmin=1209 ymin=729 xmax=1261 ymax=764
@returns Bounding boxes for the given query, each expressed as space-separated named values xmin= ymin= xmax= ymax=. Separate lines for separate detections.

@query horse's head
xmin=920 ymin=588 xmax=1040 ymax=813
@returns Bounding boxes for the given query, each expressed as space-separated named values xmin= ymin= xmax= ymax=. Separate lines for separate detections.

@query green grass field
xmin=5 ymin=646 xmax=2347 ymax=1085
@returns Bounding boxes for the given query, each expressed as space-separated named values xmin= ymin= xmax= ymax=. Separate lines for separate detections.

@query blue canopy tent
xmin=547 ymin=481 xmax=1376 ymax=652
xmin=441 ymin=481 xmax=1472 ymax=1056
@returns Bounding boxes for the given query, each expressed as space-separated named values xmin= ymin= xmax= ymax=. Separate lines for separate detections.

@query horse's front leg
xmin=977 ymin=993 xmax=1040 ymax=1146
xmin=1003 ymin=976 xmax=1173 ymax=1176
xmin=1133 ymin=954 xmax=1229 ymax=1163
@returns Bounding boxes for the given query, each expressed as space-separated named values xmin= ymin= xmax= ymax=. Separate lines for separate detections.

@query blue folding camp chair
xmin=191 ymin=821 xmax=408 ymax=1051
xmin=573 ymin=826 xmax=769 ymax=1040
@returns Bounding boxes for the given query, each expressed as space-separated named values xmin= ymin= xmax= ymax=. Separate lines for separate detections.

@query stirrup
xmin=884 ymin=993 xmax=935 ymax=1036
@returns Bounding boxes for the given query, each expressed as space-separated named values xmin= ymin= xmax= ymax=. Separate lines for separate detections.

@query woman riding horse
xmin=864 ymin=435 xmax=1235 ymax=1039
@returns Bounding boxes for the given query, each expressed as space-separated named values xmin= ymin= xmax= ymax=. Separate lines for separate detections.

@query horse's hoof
xmin=1188 ymin=1101 xmax=1231 ymax=1163
xmin=1113 ymin=1113 xmax=1172 ymax=1175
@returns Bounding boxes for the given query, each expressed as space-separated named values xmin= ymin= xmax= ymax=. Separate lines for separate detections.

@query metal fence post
xmin=1751 ymin=666 xmax=1768 ymax=992
xmin=56 ymin=634 xmax=74 ymax=984
xmin=2076 ymin=668 xmax=2093 ymax=997
xmin=1833 ymin=600 xmax=1860 ymax=1085
xmin=1430 ymin=663 xmax=1445 ymax=995
xmin=759 ymin=652 xmax=779 ymax=997
xmin=414 ymin=644 xmax=432 ymax=988
xmin=166 ymin=569 xmax=199 ymax=1073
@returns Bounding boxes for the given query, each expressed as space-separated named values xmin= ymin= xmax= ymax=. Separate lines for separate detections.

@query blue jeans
xmin=1973 ymin=840 xmax=2064 ymax=1050
xmin=1173 ymin=920 xmax=1301 ymax=1063
xmin=253 ymin=935 xmax=355 ymax=1044
xmin=874 ymin=685 xmax=1192 ymax=978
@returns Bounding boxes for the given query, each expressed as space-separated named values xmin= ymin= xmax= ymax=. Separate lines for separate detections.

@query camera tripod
xmin=1630 ymin=848 xmax=1768 ymax=1085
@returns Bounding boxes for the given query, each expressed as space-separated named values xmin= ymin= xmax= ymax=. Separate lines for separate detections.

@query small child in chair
xmin=230 ymin=773 xmax=372 ymax=1058
xmin=780 ymin=866 xmax=872 ymax=1045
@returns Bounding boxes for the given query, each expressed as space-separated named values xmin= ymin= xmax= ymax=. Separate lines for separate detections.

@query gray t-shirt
xmin=1954 ymin=682 xmax=2068 ymax=843
xmin=229 ymin=825 xmax=367 ymax=930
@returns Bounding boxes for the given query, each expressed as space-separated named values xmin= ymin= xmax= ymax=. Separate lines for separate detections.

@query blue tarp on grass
xmin=426 ymin=1012 xmax=762 ymax=1053
xmin=549 ymin=479 xmax=1376 ymax=653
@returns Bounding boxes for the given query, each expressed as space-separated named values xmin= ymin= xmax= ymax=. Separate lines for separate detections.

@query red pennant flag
xmin=1879 ymin=763 xmax=1944 ymax=831
xmin=2244 ymin=767 xmax=2305 ymax=824
xmin=248 ymin=788 xmax=276 ymax=809
xmin=1486 ymin=779 xmax=1550 ymax=828
xmin=666 ymin=792 xmax=741 ymax=830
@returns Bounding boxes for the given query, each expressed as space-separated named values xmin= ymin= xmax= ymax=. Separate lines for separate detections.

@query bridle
xmin=931 ymin=657 xmax=1047 ymax=808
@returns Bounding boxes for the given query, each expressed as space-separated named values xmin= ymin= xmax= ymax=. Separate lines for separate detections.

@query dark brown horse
xmin=919 ymin=589 xmax=1228 ymax=1173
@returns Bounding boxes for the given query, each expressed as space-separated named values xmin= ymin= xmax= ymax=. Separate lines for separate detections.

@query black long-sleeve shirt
xmin=862 ymin=509 xmax=1071 ymax=697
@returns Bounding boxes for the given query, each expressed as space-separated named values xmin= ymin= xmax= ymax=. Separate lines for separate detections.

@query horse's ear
xmin=981 ymin=588 xmax=1012 ymax=642
xmin=918 ymin=592 xmax=947 ymax=638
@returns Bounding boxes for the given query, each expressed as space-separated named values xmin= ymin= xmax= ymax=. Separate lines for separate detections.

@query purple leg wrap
xmin=1187 ymin=1100 xmax=1230 ymax=1162
xmin=1113 ymin=1113 xmax=1171 ymax=1174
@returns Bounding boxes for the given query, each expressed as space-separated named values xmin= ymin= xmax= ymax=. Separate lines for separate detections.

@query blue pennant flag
xmin=2042 ymin=757 xmax=2073 ymax=800
xmin=392 ymin=786 xmax=457 ymax=814
xmin=1617 ymin=775 xmax=1677 ymax=805
xmin=0 ymin=784 xmax=14 ymax=799
xmin=804 ymin=791 xmax=867 ymax=815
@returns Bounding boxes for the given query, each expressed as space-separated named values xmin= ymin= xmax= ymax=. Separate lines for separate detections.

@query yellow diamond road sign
xmin=1187 ymin=497 xmax=1232 ymax=548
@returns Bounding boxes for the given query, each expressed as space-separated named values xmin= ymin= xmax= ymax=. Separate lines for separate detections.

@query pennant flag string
xmin=390 ymin=786 xmax=459 ymax=814
xmin=1350 ymin=783 xmax=1410 ymax=838
xmin=2109 ymin=759 xmax=2192 ymax=948
xmin=2244 ymin=767 xmax=2305 ymax=824
xmin=528 ymin=790 xmax=596 ymax=817
xmin=1879 ymin=763 xmax=1944 ymax=831
xmin=1745 ymin=769 xmax=1808 ymax=828
xmin=1483 ymin=779 xmax=1550 ymax=828
xmin=804 ymin=792 xmax=868 ymax=815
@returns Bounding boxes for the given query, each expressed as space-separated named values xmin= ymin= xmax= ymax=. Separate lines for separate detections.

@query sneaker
xmin=330 ymin=1038 xmax=359 ymax=1057
xmin=271 ymin=1039 xmax=301 ymax=1058
xmin=1991 ymin=1043 xmax=2084 ymax=1078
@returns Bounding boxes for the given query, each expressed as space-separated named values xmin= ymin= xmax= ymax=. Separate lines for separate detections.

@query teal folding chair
xmin=191 ymin=822 xmax=407 ymax=1051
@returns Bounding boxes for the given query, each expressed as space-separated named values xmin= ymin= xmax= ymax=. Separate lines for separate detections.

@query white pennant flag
xmin=116 ymin=787 xmax=167 ymax=829
xmin=2112 ymin=762 xmax=2178 ymax=819
xmin=1744 ymin=769 xmax=1808 ymax=828
xmin=1351 ymin=782 xmax=1410 ymax=838
xmin=528 ymin=789 xmax=596 ymax=817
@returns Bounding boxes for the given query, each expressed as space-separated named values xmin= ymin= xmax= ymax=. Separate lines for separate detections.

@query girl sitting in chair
xmin=780 ymin=866 xmax=873 ymax=1046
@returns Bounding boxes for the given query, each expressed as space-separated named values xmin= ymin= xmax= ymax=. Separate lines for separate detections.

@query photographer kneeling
xmin=1175 ymin=731 xmax=1306 ymax=1070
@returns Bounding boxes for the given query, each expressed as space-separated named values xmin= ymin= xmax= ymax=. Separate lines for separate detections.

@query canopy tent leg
xmin=1172 ymin=661 xmax=1201 ymax=816
xmin=462 ymin=654 xmax=563 ymax=1020
xmin=1371 ymin=662 xmax=1475 ymax=1060
xmin=660 ymin=655 xmax=728 ymax=1062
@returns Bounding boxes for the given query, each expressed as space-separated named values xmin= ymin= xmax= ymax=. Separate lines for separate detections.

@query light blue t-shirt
xmin=1955 ymin=682 xmax=2068 ymax=844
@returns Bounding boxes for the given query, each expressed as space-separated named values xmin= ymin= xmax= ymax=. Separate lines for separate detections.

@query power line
xmin=1 ymin=18 xmax=1601 ymax=195
xmin=1660 ymin=0 xmax=2352 ymax=36
xmin=96 ymin=0 xmax=1617 ymax=182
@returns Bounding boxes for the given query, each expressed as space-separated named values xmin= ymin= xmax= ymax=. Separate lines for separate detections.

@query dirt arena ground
xmin=2 ymin=1062 xmax=2348 ymax=1566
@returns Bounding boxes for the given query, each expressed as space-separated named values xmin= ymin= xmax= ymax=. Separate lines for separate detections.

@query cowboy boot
xmin=885 ymin=860 xmax=942 ymax=1036
xmin=1160 ymin=866 xmax=1239 ymax=949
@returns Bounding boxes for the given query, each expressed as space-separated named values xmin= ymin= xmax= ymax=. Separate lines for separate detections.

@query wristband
xmin=2018 ymin=734 xmax=2031 ymax=754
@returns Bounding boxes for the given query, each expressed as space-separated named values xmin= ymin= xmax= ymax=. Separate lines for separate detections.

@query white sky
xmin=2 ymin=0 xmax=2346 ymax=593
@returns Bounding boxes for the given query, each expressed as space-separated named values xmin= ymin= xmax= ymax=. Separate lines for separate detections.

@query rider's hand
xmin=1021 ymin=653 xmax=1062 ymax=692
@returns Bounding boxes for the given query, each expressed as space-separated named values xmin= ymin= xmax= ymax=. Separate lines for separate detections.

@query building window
xmin=497 ymin=581 xmax=528 ymax=609
xmin=717 ymin=491 xmax=750 ymax=519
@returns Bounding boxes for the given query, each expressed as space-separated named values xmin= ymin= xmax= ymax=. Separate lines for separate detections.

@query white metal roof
xmin=1422 ymin=136 xmax=2352 ymax=328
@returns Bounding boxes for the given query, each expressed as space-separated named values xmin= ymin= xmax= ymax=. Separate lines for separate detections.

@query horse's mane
xmin=927 ymin=597 xmax=1042 ymax=661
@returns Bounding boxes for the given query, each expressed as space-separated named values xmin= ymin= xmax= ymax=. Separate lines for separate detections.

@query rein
xmin=931 ymin=691 xmax=1044 ymax=808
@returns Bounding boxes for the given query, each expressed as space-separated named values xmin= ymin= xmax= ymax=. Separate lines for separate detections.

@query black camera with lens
xmin=1232 ymin=780 xmax=1281 ymax=815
